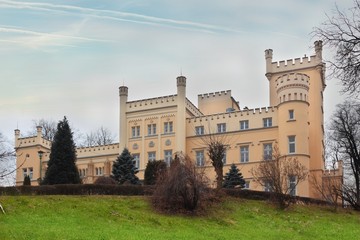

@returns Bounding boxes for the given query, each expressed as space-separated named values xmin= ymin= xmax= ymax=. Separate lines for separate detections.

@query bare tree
xmin=311 ymin=130 xmax=342 ymax=210
xmin=313 ymin=1 xmax=360 ymax=96
xmin=81 ymin=126 xmax=115 ymax=147
xmin=329 ymin=101 xmax=360 ymax=210
xmin=206 ymin=137 xmax=226 ymax=189
xmin=28 ymin=119 xmax=57 ymax=141
xmin=250 ymin=146 xmax=308 ymax=209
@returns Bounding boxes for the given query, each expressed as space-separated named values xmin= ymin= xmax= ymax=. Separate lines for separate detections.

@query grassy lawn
xmin=0 ymin=195 xmax=359 ymax=240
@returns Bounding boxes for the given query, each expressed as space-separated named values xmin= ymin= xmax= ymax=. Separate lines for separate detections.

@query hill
xmin=0 ymin=195 xmax=359 ymax=239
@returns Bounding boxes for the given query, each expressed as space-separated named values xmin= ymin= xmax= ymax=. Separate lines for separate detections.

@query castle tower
xmin=265 ymin=41 xmax=326 ymax=198
xmin=14 ymin=129 xmax=20 ymax=148
xmin=119 ymin=86 xmax=128 ymax=152
xmin=176 ymin=75 xmax=186 ymax=153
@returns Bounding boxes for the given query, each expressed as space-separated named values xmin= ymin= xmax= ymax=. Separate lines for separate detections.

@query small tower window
xmin=289 ymin=110 xmax=295 ymax=120
xmin=288 ymin=136 xmax=296 ymax=154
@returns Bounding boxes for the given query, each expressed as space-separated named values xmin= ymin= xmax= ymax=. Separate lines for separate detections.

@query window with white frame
xmin=29 ymin=167 xmax=33 ymax=179
xmin=148 ymin=152 xmax=156 ymax=161
xmin=240 ymin=146 xmax=249 ymax=163
xmin=264 ymin=180 xmax=273 ymax=192
xmin=95 ymin=167 xmax=99 ymax=176
xmin=263 ymin=143 xmax=273 ymax=160
xmin=263 ymin=118 xmax=272 ymax=128
xmin=164 ymin=150 xmax=172 ymax=166
xmin=133 ymin=154 xmax=140 ymax=169
xmin=244 ymin=181 xmax=250 ymax=189
xmin=131 ymin=126 xmax=140 ymax=138
xmin=288 ymin=136 xmax=296 ymax=154
xmin=195 ymin=126 xmax=205 ymax=135
xmin=164 ymin=122 xmax=173 ymax=134
xmin=289 ymin=175 xmax=296 ymax=196
xmin=240 ymin=120 xmax=249 ymax=130
xmin=147 ymin=124 xmax=156 ymax=136
xmin=289 ymin=110 xmax=295 ymax=120
xmin=196 ymin=150 xmax=205 ymax=166
xmin=222 ymin=150 xmax=227 ymax=164
xmin=217 ymin=123 xmax=226 ymax=133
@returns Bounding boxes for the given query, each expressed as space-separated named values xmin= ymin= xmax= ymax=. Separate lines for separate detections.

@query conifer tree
xmin=23 ymin=175 xmax=31 ymax=186
xmin=223 ymin=164 xmax=245 ymax=189
xmin=112 ymin=148 xmax=140 ymax=185
xmin=42 ymin=117 xmax=81 ymax=185
xmin=144 ymin=160 xmax=167 ymax=185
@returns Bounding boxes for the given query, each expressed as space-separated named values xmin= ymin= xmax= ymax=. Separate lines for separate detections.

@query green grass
xmin=0 ymin=195 xmax=359 ymax=240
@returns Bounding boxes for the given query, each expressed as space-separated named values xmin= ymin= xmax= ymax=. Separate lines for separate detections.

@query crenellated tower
xmin=176 ymin=75 xmax=187 ymax=154
xmin=265 ymin=41 xmax=326 ymax=198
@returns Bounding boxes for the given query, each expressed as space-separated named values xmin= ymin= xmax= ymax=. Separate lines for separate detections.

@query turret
xmin=14 ymin=129 xmax=20 ymax=148
xmin=176 ymin=75 xmax=186 ymax=153
xmin=119 ymin=86 xmax=128 ymax=152
xmin=265 ymin=49 xmax=273 ymax=78
xmin=36 ymin=126 xmax=42 ymax=138
xmin=314 ymin=40 xmax=323 ymax=61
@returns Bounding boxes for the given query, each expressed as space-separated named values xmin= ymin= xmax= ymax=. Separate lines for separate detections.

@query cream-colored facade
xmin=15 ymin=41 xmax=335 ymax=198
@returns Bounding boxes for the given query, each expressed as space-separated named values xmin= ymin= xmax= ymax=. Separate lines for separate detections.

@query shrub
xmin=152 ymin=154 xmax=210 ymax=213
xmin=94 ymin=176 xmax=117 ymax=185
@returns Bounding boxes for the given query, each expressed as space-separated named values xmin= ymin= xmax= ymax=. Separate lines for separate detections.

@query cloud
xmin=0 ymin=0 xmax=246 ymax=34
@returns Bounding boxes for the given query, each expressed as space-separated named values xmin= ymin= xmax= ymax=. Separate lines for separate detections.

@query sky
xmin=0 ymin=0 xmax=354 ymax=144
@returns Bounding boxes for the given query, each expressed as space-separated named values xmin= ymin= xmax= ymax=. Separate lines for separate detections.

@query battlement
xmin=127 ymin=94 xmax=177 ymax=112
xmin=119 ymin=86 xmax=128 ymax=96
xmin=177 ymin=75 xmax=186 ymax=87
xmin=198 ymin=90 xmax=231 ymax=99
xmin=76 ymin=143 xmax=120 ymax=158
xmin=187 ymin=106 xmax=277 ymax=124
xmin=16 ymin=135 xmax=52 ymax=149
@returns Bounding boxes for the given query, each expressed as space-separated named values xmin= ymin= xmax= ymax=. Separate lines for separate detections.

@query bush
xmin=94 ymin=176 xmax=117 ymax=185
xmin=152 ymin=154 xmax=210 ymax=213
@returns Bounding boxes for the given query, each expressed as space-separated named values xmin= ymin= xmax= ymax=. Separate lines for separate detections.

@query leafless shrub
xmin=152 ymin=154 xmax=211 ymax=213
xmin=250 ymin=146 xmax=308 ymax=209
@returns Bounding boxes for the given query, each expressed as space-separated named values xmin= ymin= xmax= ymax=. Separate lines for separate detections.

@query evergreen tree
xmin=42 ymin=117 xmax=81 ymax=185
xmin=144 ymin=160 xmax=167 ymax=185
xmin=112 ymin=148 xmax=140 ymax=185
xmin=23 ymin=175 xmax=31 ymax=186
xmin=223 ymin=164 xmax=245 ymax=189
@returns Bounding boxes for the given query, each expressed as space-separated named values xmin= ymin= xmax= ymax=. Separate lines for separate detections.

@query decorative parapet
xmin=198 ymin=90 xmax=231 ymax=99
xmin=15 ymin=136 xmax=52 ymax=149
xmin=187 ymin=106 xmax=277 ymax=124
xmin=76 ymin=143 xmax=120 ymax=158
xmin=127 ymin=94 xmax=177 ymax=112
xmin=276 ymin=73 xmax=310 ymax=93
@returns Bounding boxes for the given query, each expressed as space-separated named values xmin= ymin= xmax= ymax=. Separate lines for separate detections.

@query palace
xmin=15 ymin=41 xmax=339 ymax=198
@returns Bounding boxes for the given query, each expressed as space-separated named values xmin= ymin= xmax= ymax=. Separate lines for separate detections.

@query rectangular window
xmin=289 ymin=175 xmax=296 ymax=196
xmin=131 ymin=126 xmax=140 ymax=138
xmin=195 ymin=126 xmax=205 ymax=135
xmin=164 ymin=122 xmax=173 ymax=134
xmin=196 ymin=150 xmax=205 ymax=167
xmin=263 ymin=118 xmax=272 ymax=128
xmin=288 ymin=136 xmax=296 ymax=154
xmin=217 ymin=123 xmax=226 ymax=133
xmin=148 ymin=152 xmax=156 ymax=162
xmin=164 ymin=150 xmax=172 ymax=166
xmin=147 ymin=124 xmax=156 ymax=136
xmin=264 ymin=180 xmax=273 ymax=192
xmin=289 ymin=110 xmax=294 ymax=120
xmin=22 ymin=168 xmax=27 ymax=178
xmin=222 ymin=150 xmax=227 ymax=164
xmin=29 ymin=167 xmax=33 ymax=179
xmin=244 ymin=181 xmax=250 ymax=189
xmin=240 ymin=146 xmax=249 ymax=163
xmin=133 ymin=154 xmax=140 ymax=169
xmin=240 ymin=120 xmax=249 ymax=130
xmin=263 ymin=143 xmax=273 ymax=160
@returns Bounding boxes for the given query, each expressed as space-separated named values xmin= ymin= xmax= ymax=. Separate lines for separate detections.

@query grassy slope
xmin=0 ymin=196 xmax=359 ymax=240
